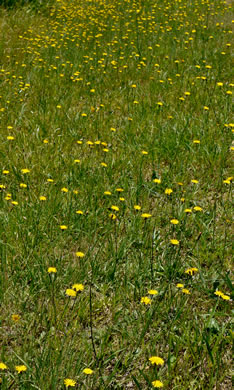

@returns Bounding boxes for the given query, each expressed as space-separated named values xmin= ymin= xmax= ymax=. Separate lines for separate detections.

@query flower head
xmin=60 ymin=225 xmax=68 ymax=230
xmin=64 ymin=378 xmax=76 ymax=388
xmin=0 ymin=362 xmax=7 ymax=370
xmin=66 ymin=289 xmax=77 ymax=298
xmin=72 ymin=284 xmax=84 ymax=292
xmin=15 ymin=365 xmax=27 ymax=373
xmin=152 ymin=380 xmax=164 ymax=388
xmin=83 ymin=368 xmax=93 ymax=374
xmin=76 ymin=252 xmax=85 ymax=258
xmin=170 ymin=219 xmax=179 ymax=225
xmin=170 ymin=239 xmax=179 ymax=246
xmin=141 ymin=213 xmax=152 ymax=219
xmin=185 ymin=267 xmax=198 ymax=276
xmin=141 ymin=296 xmax=151 ymax=305
xmin=148 ymin=290 xmax=158 ymax=295
xmin=48 ymin=267 xmax=57 ymax=274
xmin=149 ymin=356 xmax=164 ymax=366
xmin=165 ymin=188 xmax=173 ymax=195
xmin=12 ymin=314 xmax=21 ymax=322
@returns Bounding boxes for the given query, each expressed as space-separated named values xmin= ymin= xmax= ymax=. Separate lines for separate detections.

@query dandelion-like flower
xmin=141 ymin=297 xmax=151 ymax=305
xmin=66 ymin=289 xmax=77 ymax=298
xmin=141 ymin=213 xmax=152 ymax=219
xmin=148 ymin=290 xmax=158 ymax=295
xmin=170 ymin=219 xmax=179 ymax=225
xmin=83 ymin=368 xmax=93 ymax=374
xmin=152 ymin=380 xmax=164 ymax=388
xmin=64 ymin=378 xmax=76 ymax=387
xmin=170 ymin=239 xmax=179 ymax=246
xmin=15 ymin=365 xmax=27 ymax=373
xmin=185 ymin=267 xmax=198 ymax=276
xmin=48 ymin=267 xmax=57 ymax=274
xmin=149 ymin=356 xmax=164 ymax=366
xmin=76 ymin=252 xmax=85 ymax=258
xmin=165 ymin=188 xmax=173 ymax=195
xmin=0 ymin=362 xmax=7 ymax=370
xmin=12 ymin=314 xmax=21 ymax=322
xmin=72 ymin=284 xmax=84 ymax=292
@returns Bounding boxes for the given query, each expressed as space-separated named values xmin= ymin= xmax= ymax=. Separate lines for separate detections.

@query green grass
xmin=0 ymin=0 xmax=233 ymax=389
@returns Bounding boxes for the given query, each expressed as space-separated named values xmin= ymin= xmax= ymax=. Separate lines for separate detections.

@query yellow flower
xmin=221 ymin=294 xmax=230 ymax=300
xmin=101 ymin=162 xmax=107 ymax=167
xmin=170 ymin=219 xmax=179 ymax=225
xmin=48 ymin=267 xmax=57 ymax=274
xmin=76 ymin=210 xmax=84 ymax=215
xmin=116 ymin=188 xmax=124 ymax=192
xmin=191 ymin=179 xmax=199 ymax=184
xmin=134 ymin=205 xmax=141 ymax=210
xmin=72 ymin=284 xmax=84 ymax=292
xmin=0 ymin=362 xmax=7 ymax=370
xmin=7 ymin=136 xmax=15 ymax=140
xmin=176 ymin=283 xmax=184 ymax=288
xmin=214 ymin=291 xmax=223 ymax=297
xmin=39 ymin=196 xmax=46 ymax=201
xmin=153 ymin=178 xmax=161 ymax=184
xmin=12 ymin=314 xmax=21 ymax=322
xmin=20 ymin=183 xmax=27 ymax=188
xmin=182 ymin=288 xmax=190 ymax=295
xmin=104 ymin=191 xmax=112 ymax=195
xmin=165 ymin=188 xmax=173 ymax=195
xmin=193 ymin=139 xmax=200 ymax=144
xmin=76 ymin=251 xmax=85 ymax=258
xmin=185 ymin=267 xmax=198 ymax=275
xmin=149 ymin=356 xmax=164 ymax=366
xmin=111 ymin=205 xmax=119 ymax=212
xmin=15 ymin=365 xmax=27 ymax=373
xmin=83 ymin=368 xmax=93 ymax=374
xmin=141 ymin=150 xmax=148 ymax=155
xmin=74 ymin=159 xmax=80 ymax=163
xmin=141 ymin=213 xmax=152 ymax=219
xmin=141 ymin=297 xmax=151 ymax=305
xmin=66 ymin=289 xmax=77 ymax=298
xmin=215 ymin=291 xmax=230 ymax=300
xmin=21 ymin=169 xmax=30 ymax=174
xmin=60 ymin=225 xmax=68 ymax=230
xmin=203 ymin=106 xmax=209 ymax=111
xmin=152 ymin=380 xmax=164 ymax=388
xmin=109 ymin=213 xmax=117 ymax=220
xmin=184 ymin=208 xmax=192 ymax=213
xmin=170 ymin=239 xmax=179 ymax=245
xmin=148 ymin=290 xmax=158 ymax=295
xmin=64 ymin=378 xmax=76 ymax=388
xmin=194 ymin=206 xmax=203 ymax=211
xmin=61 ymin=187 xmax=68 ymax=193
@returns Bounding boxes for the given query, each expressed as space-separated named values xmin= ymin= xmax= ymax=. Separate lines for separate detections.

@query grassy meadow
xmin=0 ymin=0 xmax=233 ymax=388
